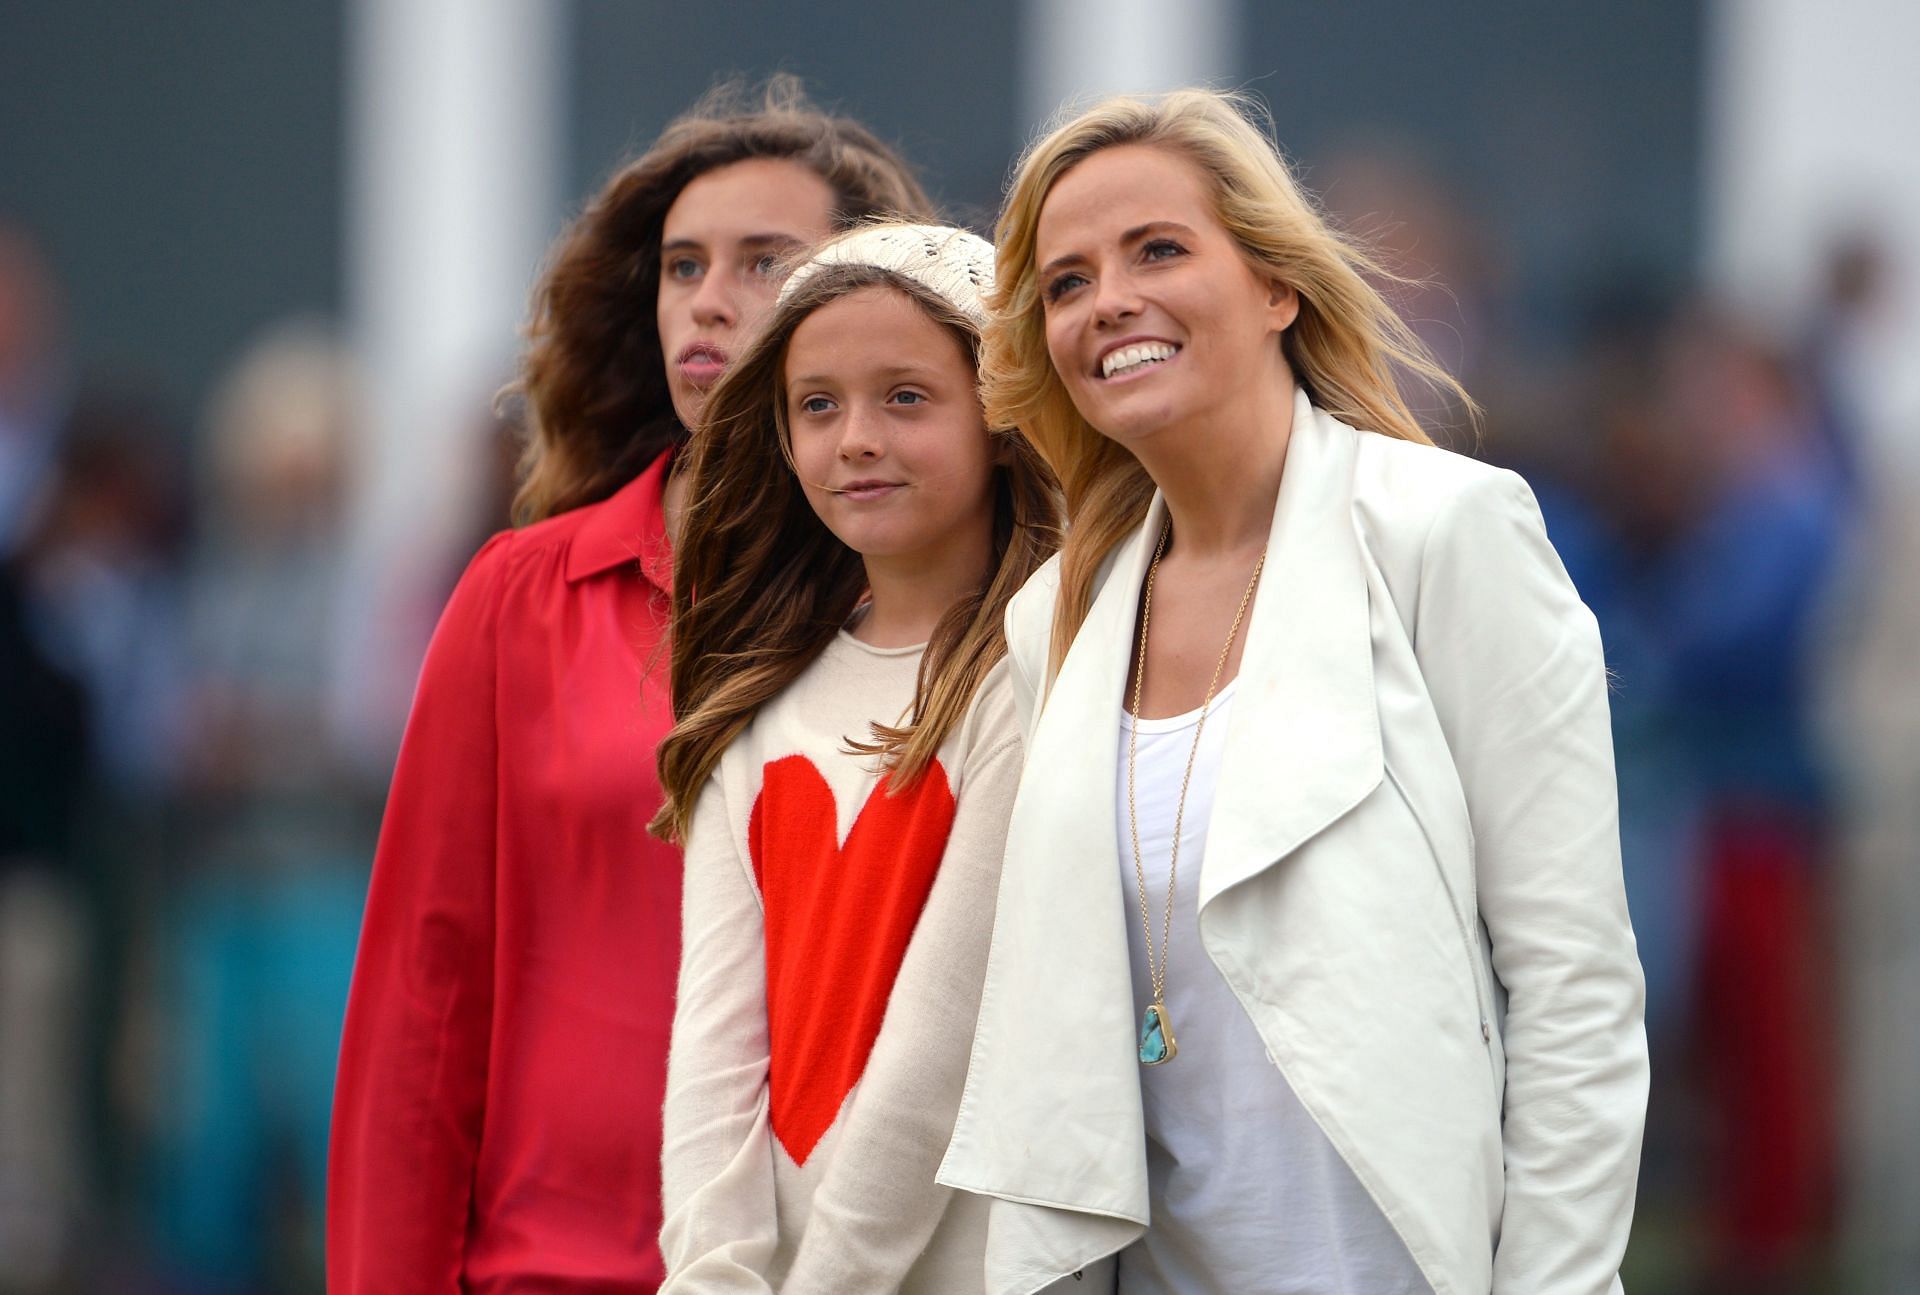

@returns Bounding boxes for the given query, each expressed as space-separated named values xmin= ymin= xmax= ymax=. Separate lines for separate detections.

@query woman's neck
xmin=852 ymin=530 xmax=993 ymax=649
xmin=1133 ymin=376 xmax=1296 ymax=559
xmin=661 ymin=464 xmax=690 ymax=548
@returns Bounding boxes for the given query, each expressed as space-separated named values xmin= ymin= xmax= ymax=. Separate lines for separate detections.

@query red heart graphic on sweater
xmin=748 ymin=753 xmax=956 ymax=1165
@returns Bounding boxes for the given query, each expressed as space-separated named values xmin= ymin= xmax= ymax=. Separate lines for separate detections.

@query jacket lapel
xmin=1199 ymin=391 xmax=1384 ymax=909
xmin=940 ymin=392 xmax=1385 ymax=1261
xmin=939 ymin=495 xmax=1164 ymax=1230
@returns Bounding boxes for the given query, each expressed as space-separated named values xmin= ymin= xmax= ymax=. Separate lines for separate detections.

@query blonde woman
xmin=938 ymin=92 xmax=1648 ymax=1294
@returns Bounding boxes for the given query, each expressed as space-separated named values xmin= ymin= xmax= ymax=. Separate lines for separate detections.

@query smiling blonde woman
xmin=938 ymin=90 xmax=1648 ymax=1295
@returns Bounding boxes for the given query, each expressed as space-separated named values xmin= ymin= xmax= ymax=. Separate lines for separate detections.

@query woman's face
xmin=783 ymin=286 xmax=997 ymax=566
xmin=1033 ymin=143 xmax=1298 ymax=450
xmin=657 ymin=157 xmax=838 ymax=430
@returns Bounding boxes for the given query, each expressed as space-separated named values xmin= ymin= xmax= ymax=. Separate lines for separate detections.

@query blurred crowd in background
xmin=0 ymin=218 xmax=529 ymax=1288
xmin=3 ymin=12 xmax=1919 ymax=1295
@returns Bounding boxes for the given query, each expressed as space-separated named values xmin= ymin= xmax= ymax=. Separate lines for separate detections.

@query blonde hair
xmin=986 ymin=89 xmax=1473 ymax=666
xmin=651 ymin=225 xmax=1062 ymax=843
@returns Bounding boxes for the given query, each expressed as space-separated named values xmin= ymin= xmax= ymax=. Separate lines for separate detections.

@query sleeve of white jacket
xmin=779 ymin=685 xmax=1023 ymax=1292
xmin=659 ymin=777 xmax=780 ymax=1294
xmin=1414 ymin=469 xmax=1649 ymax=1295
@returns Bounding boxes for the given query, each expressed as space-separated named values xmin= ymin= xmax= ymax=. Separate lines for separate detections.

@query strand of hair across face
xmin=792 ymin=463 xmax=997 ymax=495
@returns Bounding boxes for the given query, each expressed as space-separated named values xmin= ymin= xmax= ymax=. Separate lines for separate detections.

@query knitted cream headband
xmin=777 ymin=222 xmax=994 ymax=327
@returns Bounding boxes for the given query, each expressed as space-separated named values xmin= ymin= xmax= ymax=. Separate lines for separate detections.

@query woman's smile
xmin=1036 ymin=145 xmax=1299 ymax=450
xmin=1097 ymin=337 xmax=1183 ymax=381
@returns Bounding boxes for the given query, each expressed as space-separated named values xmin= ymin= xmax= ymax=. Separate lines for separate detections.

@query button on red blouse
xmin=330 ymin=450 xmax=680 ymax=1293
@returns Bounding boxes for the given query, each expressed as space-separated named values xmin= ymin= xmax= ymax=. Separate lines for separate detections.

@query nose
xmin=689 ymin=266 xmax=738 ymax=330
xmin=837 ymin=404 xmax=885 ymax=461
xmin=1091 ymin=267 xmax=1141 ymax=329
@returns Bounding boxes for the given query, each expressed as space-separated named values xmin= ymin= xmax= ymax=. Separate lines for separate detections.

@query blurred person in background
xmin=1796 ymin=226 xmax=1920 ymax=1290
xmin=10 ymin=392 xmax=192 ymax=1291
xmin=1 ymin=227 xmax=182 ymax=1292
xmin=134 ymin=319 xmax=370 ymax=1289
xmin=1567 ymin=300 xmax=1847 ymax=1291
xmin=0 ymin=532 xmax=91 ymax=1292
xmin=1314 ymin=144 xmax=1513 ymax=436
xmin=21 ymin=395 xmax=190 ymax=800
xmin=0 ymin=224 xmax=70 ymax=557
xmin=1800 ymin=232 xmax=1885 ymax=489
xmin=1655 ymin=306 xmax=1845 ymax=1293
xmin=327 ymin=78 xmax=933 ymax=1294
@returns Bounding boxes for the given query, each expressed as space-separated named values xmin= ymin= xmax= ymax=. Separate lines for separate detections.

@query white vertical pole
xmin=1019 ymin=0 xmax=1237 ymax=139
xmin=338 ymin=0 xmax=567 ymax=763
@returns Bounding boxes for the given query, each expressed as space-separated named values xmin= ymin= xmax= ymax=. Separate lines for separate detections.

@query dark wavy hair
xmin=508 ymin=76 xmax=935 ymax=525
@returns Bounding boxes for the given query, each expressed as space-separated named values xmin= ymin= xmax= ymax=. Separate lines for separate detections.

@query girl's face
xmin=657 ymin=158 xmax=838 ymax=430
xmin=1032 ymin=143 xmax=1299 ymax=450
xmin=783 ymin=285 xmax=997 ymax=566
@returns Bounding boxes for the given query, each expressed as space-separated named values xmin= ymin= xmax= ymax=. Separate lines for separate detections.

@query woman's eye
xmin=1143 ymin=239 xmax=1185 ymax=262
xmin=1045 ymin=272 xmax=1087 ymax=303
xmin=751 ymin=252 xmax=781 ymax=276
xmin=667 ymin=257 xmax=702 ymax=281
xmin=891 ymin=390 xmax=926 ymax=406
xmin=800 ymin=396 xmax=834 ymax=415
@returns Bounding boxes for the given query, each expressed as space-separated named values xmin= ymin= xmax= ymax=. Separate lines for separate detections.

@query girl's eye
xmin=1143 ymin=238 xmax=1185 ymax=262
xmin=667 ymin=257 xmax=702 ymax=281
xmin=800 ymin=396 xmax=835 ymax=415
xmin=891 ymin=390 xmax=926 ymax=406
xmin=1045 ymin=272 xmax=1087 ymax=303
xmin=751 ymin=252 xmax=781 ymax=276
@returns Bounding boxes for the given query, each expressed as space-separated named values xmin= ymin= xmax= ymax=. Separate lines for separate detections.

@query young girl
xmin=651 ymin=224 xmax=1061 ymax=1292
xmin=939 ymin=92 xmax=1647 ymax=1293
xmin=328 ymin=82 xmax=931 ymax=1292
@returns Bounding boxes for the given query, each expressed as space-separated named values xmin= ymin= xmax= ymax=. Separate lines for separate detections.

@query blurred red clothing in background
xmin=1697 ymin=806 xmax=1835 ymax=1286
xmin=329 ymin=451 xmax=679 ymax=1293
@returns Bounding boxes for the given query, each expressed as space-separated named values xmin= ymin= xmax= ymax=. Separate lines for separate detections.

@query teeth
xmin=1102 ymin=341 xmax=1178 ymax=379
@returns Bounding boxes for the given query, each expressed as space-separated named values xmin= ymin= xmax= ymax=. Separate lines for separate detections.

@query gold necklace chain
xmin=1126 ymin=518 xmax=1265 ymax=1062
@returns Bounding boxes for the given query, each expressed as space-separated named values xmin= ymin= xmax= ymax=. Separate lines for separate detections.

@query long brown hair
xmin=509 ymin=76 xmax=934 ymax=525
xmin=986 ymin=90 xmax=1474 ymax=667
xmin=651 ymin=241 xmax=1062 ymax=843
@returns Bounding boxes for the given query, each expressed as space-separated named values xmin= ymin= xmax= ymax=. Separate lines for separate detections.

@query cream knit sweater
xmin=660 ymin=631 xmax=1020 ymax=1293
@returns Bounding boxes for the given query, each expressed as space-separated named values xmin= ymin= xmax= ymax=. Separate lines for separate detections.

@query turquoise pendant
xmin=1138 ymin=1002 xmax=1176 ymax=1065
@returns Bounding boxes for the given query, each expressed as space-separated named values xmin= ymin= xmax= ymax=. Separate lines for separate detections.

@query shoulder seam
xmin=973 ymin=733 xmax=1022 ymax=770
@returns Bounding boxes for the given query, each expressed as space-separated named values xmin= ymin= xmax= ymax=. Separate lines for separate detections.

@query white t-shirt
xmin=1115 ymin=684 xmax=1432 ymax=1294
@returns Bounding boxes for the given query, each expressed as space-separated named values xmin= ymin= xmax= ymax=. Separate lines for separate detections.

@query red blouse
xmin=330 ymin=451 xmax=679 ymax=1293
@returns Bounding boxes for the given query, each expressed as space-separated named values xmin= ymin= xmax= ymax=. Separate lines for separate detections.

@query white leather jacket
xmin=939 ymin=392 xmax=1649 ymax=1295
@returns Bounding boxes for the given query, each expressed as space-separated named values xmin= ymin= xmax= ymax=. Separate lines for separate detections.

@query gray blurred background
xmin=2 ymin=0 xmax=1917 ymax=1290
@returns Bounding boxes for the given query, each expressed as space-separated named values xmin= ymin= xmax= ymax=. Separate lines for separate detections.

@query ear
xmin=1266 ymin=277 xmax=1301 ymax=333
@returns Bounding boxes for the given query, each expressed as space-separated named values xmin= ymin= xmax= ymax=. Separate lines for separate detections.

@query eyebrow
xmin=661 ymin=231 xmax=809 ymax=255
xmin=1037 ymin=220 xmax=1200 ymax=280
xmin=786 ymin=364 xmax=941 ymax=388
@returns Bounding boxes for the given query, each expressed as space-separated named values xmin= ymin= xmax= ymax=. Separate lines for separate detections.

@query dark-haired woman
xmin=328 ymin=81 xmax=933 ymax=1293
